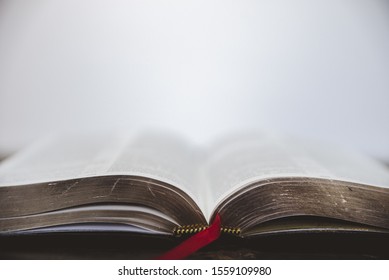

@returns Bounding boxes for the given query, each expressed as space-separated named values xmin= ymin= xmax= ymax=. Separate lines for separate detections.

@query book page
xmin=201 ymin=133 xmax=389 ymax=218
xmin=104 ymin=132 xmax=205 ymax=210
xmin=3 ymin=131 xmax=389 ymax=223
xmin=0 ymin=132 xmax=205 ymax=212
xmin=0 ymin=133 xmax=129 ymax=186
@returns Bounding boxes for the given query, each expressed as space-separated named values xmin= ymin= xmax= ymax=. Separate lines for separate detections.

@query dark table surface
xmin=1 ymin=231 xmax=389 ymax=259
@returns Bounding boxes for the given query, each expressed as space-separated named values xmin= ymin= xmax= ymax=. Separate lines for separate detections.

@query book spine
xmin=221 ymin=225 xmax=241 ymax=235
xmin=173 ymin=224 xmax=208 ymax=235
xmin=173 ymin=224 xmax=241 ymax=236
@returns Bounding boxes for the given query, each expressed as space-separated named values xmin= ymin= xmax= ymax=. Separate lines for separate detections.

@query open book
xmin=1 ymin=132 xmax=389 ymax=237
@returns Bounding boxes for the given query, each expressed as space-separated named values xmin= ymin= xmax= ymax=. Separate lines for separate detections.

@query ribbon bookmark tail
xmin=155 ymin=214 xmax=222 ymax=260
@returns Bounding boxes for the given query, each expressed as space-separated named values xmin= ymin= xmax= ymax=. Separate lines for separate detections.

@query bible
xmin=1 ymin=132 xmax=389 ymax=237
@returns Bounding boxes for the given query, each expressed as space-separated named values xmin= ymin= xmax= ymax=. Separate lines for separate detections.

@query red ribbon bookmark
xmin=155 ymin=214 xmax=222 ymax=260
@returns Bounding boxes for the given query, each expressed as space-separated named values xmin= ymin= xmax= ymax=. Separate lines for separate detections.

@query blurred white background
xmin=0 ymin=0 xmax=388 ymax=159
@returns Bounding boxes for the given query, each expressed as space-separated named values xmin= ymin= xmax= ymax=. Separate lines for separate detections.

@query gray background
xmin=0 ymin=0 xmax=388 ymax=160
